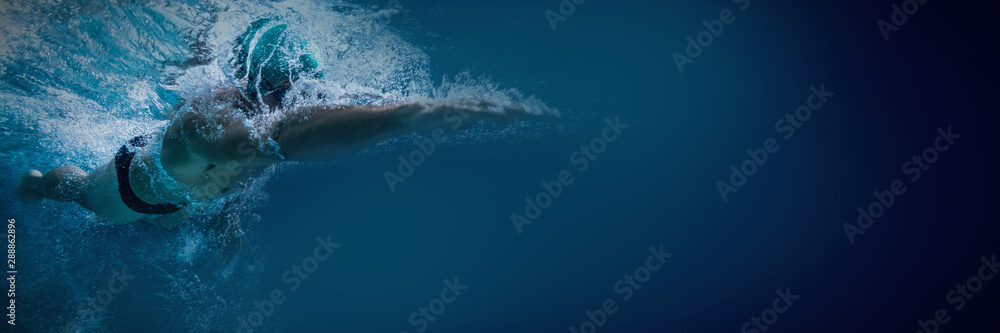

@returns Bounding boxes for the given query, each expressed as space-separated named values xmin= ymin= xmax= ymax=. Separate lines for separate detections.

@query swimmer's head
xmin=234 ymin=18 xmax=324 ymax=106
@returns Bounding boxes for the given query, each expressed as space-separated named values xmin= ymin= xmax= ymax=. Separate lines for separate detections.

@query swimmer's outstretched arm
xmin=167 ymin=98 xmax=553 ymax=169
xmin=270 ymin=100 xmax=548 ymax=161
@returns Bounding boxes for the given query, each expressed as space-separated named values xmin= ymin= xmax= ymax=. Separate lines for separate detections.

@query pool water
xmin=2 ymin=0 xmax=1000 ymax=332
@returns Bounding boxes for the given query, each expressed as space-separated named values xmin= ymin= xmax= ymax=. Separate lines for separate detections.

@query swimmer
xmin=12 ymin=19 xmax=553 ymax=261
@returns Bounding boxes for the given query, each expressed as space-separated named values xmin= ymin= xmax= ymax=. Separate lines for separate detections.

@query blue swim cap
xmin=234 ymin=18 xmax=324 ymax=104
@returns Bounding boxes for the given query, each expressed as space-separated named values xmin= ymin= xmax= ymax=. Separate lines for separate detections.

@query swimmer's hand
xmin=206 ymin=207 xmax=244 ymax=264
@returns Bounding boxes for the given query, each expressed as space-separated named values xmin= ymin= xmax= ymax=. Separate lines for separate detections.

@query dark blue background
xmin=8 ymin=0 xmax=1000 ymax=332
xmin=254 ymin=0 xmax=1000 ymax=332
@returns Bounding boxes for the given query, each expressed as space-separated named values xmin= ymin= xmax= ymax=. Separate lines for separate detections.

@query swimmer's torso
xmin=82 ymin=87 xmax=265 ymax=223
xmin=156 ymin=87 xmax=264 ymax=201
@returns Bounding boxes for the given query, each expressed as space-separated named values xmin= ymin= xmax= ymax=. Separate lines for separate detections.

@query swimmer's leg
xmin=205 ymin=198 xmax=245 ymax=263
xmin=14 ymin=165 xmax=88 ymax=204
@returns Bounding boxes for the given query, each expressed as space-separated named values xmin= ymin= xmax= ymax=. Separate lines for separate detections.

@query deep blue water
xmin=2 ymin=0 xmax=999 ymax=332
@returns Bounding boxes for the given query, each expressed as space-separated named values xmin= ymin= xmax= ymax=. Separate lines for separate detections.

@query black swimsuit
xmin=114 ymin=135 xmax=185 ymax=214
